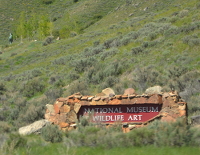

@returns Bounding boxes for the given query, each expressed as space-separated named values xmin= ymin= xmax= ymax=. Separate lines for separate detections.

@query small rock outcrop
xmin=145 ymin=86 xmax=162 ymax=95
xmin=19 ymin=119 xmax=50 ymax=135
xmin=191 ymin=115 xmax=200 ymax=125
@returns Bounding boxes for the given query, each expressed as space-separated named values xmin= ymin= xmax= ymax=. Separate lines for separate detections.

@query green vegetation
xmin=1 ymin=119 xmax=200 ymax=154
xmin=0 ymin=0 xmax=200 ymax=154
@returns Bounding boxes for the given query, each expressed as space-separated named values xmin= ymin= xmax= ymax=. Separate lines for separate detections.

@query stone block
xmin=57 ymin=98 xmax=67 ymax=102
xmin=56 ymin=101 xmax=64 ymax=108
xmin=102 ymin=88 xmax=115 ymax=96
xmin=74 ymin=103 xmax=81 ymax=113
xmin=46 ymin=104 xmax=55 ymax=113
xmin=59 ymin=122 xmax=69 ymax=128
xmin=60 ymin=105 xmax=70 ymax=113
xmin=109 ymin=99 xmax=121 ymax=105
xmin=66 ymin=110 xmax=77 ymax=123
xmin=147 ymin=94 xmax=162 ymax=104
xmin=135 ymin=97 xmax=147 ymax=104
xmin=179 ymin=110 xmax=186 ymax=117
xmin=124 ymin=88 xmax=135 ymax=95
xmin=161 ymin=115 xmax=176 ymax=122
xmin=54 ymin=104 xmax=60 ymax=114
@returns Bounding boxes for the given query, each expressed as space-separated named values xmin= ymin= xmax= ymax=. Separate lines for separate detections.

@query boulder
xmin=145 ymin=86 xmax=162 ymax=95
xmin=124 ymin=88 xmax=135 ymax=95
xmin=191 ymin=115 xmax=200 ymax=125
xmin=19 ymin=119 xmax=50 ymax=135
xmin=102 ymin=88 xmax=115 ymax=97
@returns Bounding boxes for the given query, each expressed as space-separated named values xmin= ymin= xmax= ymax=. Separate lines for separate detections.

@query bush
xmin=43 ymin=36 xmax=54 ymax=46
xmin=0 ymin=121 xmax=11 ymax=133
xmin=179 ymin=10 xmax=189 ymax=18
xmin=100 ymin=48 xmax=119 ymax=61
xmin=131 ymin=46 xmax=143 ymax=55
xmin=120 ymin=36 xmax=131 ymax=46
xmin=101 ymin=76 xmax=119 ymax=89
xmin=150 ymin=119 xmax=192 ymax=147
xmin=0 ymin=83 xmax=6 ymax=95
xmin=164 ymin=26 xmax=179 ymax=36
xmin=126 ymin=127 xmax=154 ymax=146
xmin=65 ymin=80 xmax=89 ymax=96
xmin=2 ymin=133 xmax=27 ymax=152
xmin=68 ymin=71 xmax=80 ymax=81
xmin=126 ymin=31 xmax=139 ymax=40
xmin=70 ymin=57 xmax=96 ymax=73
xmin=41 ymin=124 xmax=63 ymax=143
xmin=42 ymin=0 xmax=55 ymax=5
xmin=18 ymin=103 xmax=46 ymax=125
xmin=104 ymin=38 xmax=118 ymax=49
xmin=31 ymin=69 xmax=42 ymax=77
xmin=22 ymin=78 xmax=45 ymax=98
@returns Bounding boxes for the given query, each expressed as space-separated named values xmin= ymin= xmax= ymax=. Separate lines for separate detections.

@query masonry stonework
xmin=44 ymin=88 xmax=187 ymax=132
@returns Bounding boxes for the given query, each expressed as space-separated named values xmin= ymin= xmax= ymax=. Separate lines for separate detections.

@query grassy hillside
xmin=0 ymin=0 xmax=200 ymax=141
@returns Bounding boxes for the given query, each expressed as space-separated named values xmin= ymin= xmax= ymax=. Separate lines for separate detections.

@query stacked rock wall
xmin=44 ymin=88 xmax=187 ymax=132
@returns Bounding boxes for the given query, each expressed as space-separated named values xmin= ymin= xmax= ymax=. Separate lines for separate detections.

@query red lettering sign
xmin=78 ymin=104 xmax=162 ymax=123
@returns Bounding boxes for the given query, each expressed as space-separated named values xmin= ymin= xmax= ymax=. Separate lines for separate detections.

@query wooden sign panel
xmin=78 ymin=104 xmax=162 ymax=123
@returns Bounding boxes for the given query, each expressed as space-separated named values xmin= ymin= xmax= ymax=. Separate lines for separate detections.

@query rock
xmin=19 ymin=119 xmax=50 ymax=135
xmin=95 ymin=92 xmax=106 ymax=97
xmin=144 ymin=7 xmax=148 ymax=11
xmin=124 ymin=88 xmax=135 ymax=95
xmin=74 ymin=103 xmax=81 ymax=113
xmin=46 ymin=104 xmax=55 ymax=113
xmin=145 ymin=86 xmax=162 ymax=95
xmin=102 ymin=88 xmax=115 ymax=97
xmin=66 ymin=110 xmax=77 ymax=123
xmin=191 ymin=115 xmax=200 ymax=125
xmin=60 ymin=105 xmax=70 ymax=113
xmin=59 ymin=122 xmax=69 ymax=128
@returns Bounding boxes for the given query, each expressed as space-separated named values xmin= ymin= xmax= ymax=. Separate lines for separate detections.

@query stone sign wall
xmin=44 ymin=87 xmax=187 ymax=132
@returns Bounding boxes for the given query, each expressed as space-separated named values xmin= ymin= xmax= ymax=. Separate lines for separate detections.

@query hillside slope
xmin=0 ymin=0 xmax=200 ymax=130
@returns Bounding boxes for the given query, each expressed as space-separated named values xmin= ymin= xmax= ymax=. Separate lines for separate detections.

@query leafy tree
xmin=16 ymin=11 xmax=27 ymax=42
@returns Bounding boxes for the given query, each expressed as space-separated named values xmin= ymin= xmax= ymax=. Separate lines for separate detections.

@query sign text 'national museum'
xmin=78 ymin=104 xmax=162 ymax=123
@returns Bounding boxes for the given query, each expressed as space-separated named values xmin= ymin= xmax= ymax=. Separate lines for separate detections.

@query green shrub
xmin=22 ymin=78 xmax=45 ymax=98
xmin=103 ymin=38 xmax=116 ymax=49
xmin=149 ymin=119 xmax=192 ymax=147
xmin=0 ymin=83 xmax=6 ymax=95
xmin=104 ymin=61 xmax=123 ymax=77
xmin=126 ymin=127 xmax=154 ymax=146
xmin=93 ymin=40 xmax=100 ymax=47
xmin=120 ymin=36 xmax=131 ymax=46
xmin=0 ymin=121 xmax=11 ymax=133
xmin=68 ymin=71 xmax=80 ymax=81
xmin=42 ymin=0 xmax=55 ymax=5
xmin=41 ymin=124 xmax=63 ymax=143
xmin=126 ymin=31 xmax=140 ymax=40
xmin=100 ymin=48 xmax=119 ymax=61
xmin=45 ymin=88 xmax=63 ymax=100
xmin=65 ymin=80 xmax=89 ymax=96
xmin=101 ymin=76 xmax=119 ymax=89
xmin=179 ymin=10 xmax=189 ymax=18
xmin=2 ymin=133 xmax=27 ymax=152
xmin=18 ymin=103 xmax=46 ymax=125
xmin=164 ymin=26 xmax=179 ymax=36
xmin=43 ymin=36 xmax=54 ymax=46
xmin=131 ymin=46 xmax=144 ymax=55
xmin=70 ymin=57 xmax=96 ymax=73
xmin=31 ymin=69 xmax=42 ymax=77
